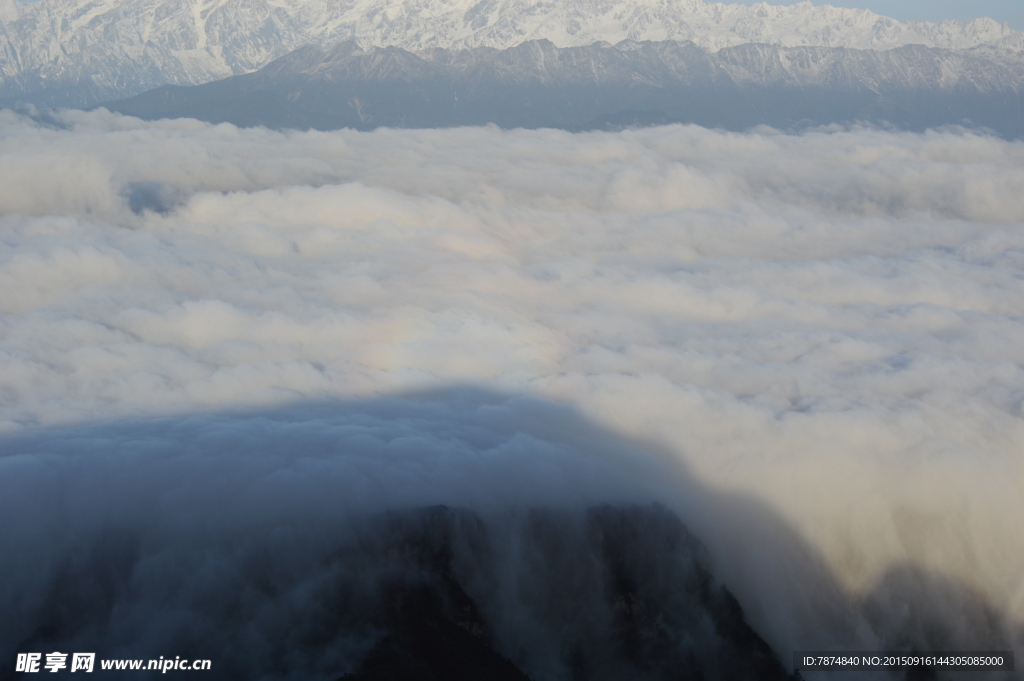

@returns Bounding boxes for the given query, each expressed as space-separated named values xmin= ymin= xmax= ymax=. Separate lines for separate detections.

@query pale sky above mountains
xmin=735 ymin=0 xmax=1021 ymax=29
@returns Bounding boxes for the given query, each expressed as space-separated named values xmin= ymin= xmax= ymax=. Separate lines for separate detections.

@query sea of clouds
xmin=1 ymin=109 xmax=1022 ymax=677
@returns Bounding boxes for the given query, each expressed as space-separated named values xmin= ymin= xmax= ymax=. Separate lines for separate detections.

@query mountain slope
xmin=2 ymin=0 xmax=1023 ymax=108
xmin=97 ymin=39 xmax=1024 ymax=137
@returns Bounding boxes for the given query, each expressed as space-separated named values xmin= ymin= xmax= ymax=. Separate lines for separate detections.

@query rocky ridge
xmin=97 ymin=38 xmax=1024 ymax=136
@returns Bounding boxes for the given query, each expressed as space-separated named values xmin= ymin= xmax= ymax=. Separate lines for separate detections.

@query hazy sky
xmin=734 ymin=0 xmax=1023 ymax=29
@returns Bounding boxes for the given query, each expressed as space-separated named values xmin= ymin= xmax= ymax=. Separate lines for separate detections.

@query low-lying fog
xmin=1 ymin=110 xmax=1022 ymax=678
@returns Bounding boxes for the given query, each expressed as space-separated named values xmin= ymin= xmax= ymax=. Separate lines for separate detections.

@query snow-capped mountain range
xmin=2 ymin=0 xmax=1023 ymax=107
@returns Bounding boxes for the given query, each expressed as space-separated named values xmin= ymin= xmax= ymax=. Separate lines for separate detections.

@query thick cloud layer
xmin=1 ymin=110 xmax=1023 ymax=674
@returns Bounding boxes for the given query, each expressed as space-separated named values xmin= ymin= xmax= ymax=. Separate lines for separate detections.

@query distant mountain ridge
xmin=97 ymin=39 xmax=1024 ymax=137
xmin=2 ymin=0 xmax=1023 ymax=108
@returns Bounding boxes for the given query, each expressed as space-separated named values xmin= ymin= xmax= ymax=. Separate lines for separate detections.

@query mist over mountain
xmin=2 ymin=0 xmax=1024 ymax=108
xmin=1 ymin=397 xmax=797 ymax=681
xmin=95 ymin=38 xmax=1024 ymax=136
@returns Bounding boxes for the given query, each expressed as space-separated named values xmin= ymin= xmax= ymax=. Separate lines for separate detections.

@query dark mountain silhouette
xmin=2 ymin=390 xmax=1018 ymax=680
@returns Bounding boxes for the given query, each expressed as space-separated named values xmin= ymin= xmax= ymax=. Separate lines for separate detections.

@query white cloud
xmin=1 ymin=110 xmax=1023 ymax=669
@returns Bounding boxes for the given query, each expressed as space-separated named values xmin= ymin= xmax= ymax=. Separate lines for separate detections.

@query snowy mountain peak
xmin=2 ymin=0 xmax=1023 ymax=107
